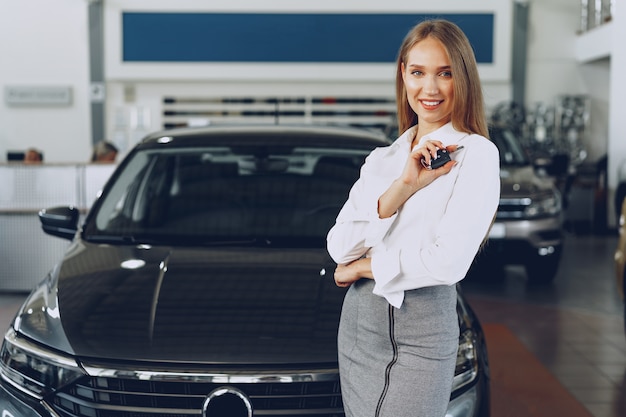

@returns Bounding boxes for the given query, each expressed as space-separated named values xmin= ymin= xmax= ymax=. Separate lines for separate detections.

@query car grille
xmin=496 ymin=197 xmax=530 ymax=219
xmin=48 ymin=368 xmax=344 ymax=417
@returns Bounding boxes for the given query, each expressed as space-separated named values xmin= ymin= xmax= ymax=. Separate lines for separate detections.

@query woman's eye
xmin=411 ymin=70 xmax=423 ymax=76
xmin=439 ymin=71 xmax=452 ymax=78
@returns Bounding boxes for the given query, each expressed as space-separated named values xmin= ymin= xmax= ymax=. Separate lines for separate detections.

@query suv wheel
xmin=524 ymin=249 xmax=562 ymax=284
xmin=466 ymin=250 xmax=504 ymax=282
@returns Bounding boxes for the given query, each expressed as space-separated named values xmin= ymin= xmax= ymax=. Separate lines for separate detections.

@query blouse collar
xmin=415 ymin=122 xmax=468 ymax=148
xmin=392 ymin=122 xmax=469 ymax=153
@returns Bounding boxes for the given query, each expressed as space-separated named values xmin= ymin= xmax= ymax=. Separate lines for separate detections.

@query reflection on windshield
xmin=490 ymin=128 xmax=529 ymax=166
xmin=84 ymin=146 xmax=368 ymax=247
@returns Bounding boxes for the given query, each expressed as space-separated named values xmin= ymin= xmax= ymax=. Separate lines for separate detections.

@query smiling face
xmin=401 ymin=36 xmax=454 ymax=133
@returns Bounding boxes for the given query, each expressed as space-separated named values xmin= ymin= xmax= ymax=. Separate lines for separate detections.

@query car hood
xmin=499 ymin=165 xmax=555 ymax=198
xmin=15 ymin=241 xmax=346 ymax=365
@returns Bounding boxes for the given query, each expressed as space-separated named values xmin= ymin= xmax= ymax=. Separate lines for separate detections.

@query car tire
xmin=466 ymin=251 xmax=505 ymax=283
xmin=524 ymin=249 xmax=562 ymax=284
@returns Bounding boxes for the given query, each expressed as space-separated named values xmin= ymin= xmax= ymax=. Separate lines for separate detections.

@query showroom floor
xmin=462 ymin=229 xmax=625 ymax=417
xmin=0 ymin=230 xmax=623 ymax=417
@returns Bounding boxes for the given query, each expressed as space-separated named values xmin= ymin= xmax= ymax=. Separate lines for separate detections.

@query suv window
xmin=490 ymin=127 xmax=529 ymax=166
xmin=84 ymin=145 xmax=368 ymax=247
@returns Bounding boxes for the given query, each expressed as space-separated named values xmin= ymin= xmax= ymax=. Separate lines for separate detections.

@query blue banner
xmin=123 ymin=12 xmax=494 ymax=64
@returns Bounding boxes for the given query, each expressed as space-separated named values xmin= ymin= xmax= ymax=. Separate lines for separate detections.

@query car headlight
xmin=452 ymin=329 xmax=479 ymax=393
xmin=524 ymin=191 xmax=562 ymax=218
xmin=0 ymin=328 xmax=85 ymax=399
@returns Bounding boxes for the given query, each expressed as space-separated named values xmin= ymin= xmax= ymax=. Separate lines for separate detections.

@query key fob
xmin=422 ymin=148 xmax=451 ymax=170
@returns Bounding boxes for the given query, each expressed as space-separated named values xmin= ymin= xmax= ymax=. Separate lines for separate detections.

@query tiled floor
xmin=0 ymin=230 xmax=623 ymax=416
xmin=462 ymin=230 xmax=626 ymax=417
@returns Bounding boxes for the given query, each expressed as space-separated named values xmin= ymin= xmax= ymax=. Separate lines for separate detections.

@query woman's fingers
xmin=416 ymin=140 xmax=445 ymax=167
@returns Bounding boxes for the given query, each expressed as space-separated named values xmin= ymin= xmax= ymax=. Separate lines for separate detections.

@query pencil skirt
xmin=337 ymin=279 xmax=459 ymax=417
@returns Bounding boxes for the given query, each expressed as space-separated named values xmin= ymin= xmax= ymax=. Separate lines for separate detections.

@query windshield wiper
xmin=84 ymin=235 xmax=140 ymax=244
xmin=83 ymin=235 xmax=323 ymax=247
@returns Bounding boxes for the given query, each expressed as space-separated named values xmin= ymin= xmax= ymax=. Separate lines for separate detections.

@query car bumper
xmin=489 ymin=218 xmax=563 ymax=256
xmin=0 ymin=384 xmax=45 ymax=417
xmin=491 ymin=217 xmax=563 ymax=246
xmin=0 ymin=379 xmax=488 ymax=417
xmin=447 ymin=383 xmax=488 ymax=417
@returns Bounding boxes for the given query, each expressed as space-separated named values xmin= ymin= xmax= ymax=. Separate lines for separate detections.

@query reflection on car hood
xmin=499 ymin=165 xmax=555 ymax=197
xmin=16 ymin=241 xmax=345 ymax=365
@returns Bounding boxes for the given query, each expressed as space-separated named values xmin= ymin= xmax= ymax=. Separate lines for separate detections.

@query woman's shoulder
xmin=367 ymin=127 xmax=414 ymax=159
xmin=459 ymin=133 xmax=500 ymax=166
xmin=458 ymin=133 xmax=499 ymax=170
xmin=463 ymin=133 xmax=499 ymax=155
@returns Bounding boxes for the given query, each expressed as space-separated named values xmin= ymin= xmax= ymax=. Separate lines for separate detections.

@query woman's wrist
xmin=395 ymin=177 xmax=419 ymax=196
xmin=354 ymin=257 xmax=374 ymax=280
xmin=378 ymin=179 xmax=416 ymax=218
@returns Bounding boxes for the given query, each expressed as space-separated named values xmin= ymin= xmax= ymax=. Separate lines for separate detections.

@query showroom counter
xmin=0 ymin=164 xmax=116 ymax=291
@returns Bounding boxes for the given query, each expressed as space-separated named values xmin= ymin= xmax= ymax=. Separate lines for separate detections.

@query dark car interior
xmin=87 ymin=147 xmax=366 ymax=246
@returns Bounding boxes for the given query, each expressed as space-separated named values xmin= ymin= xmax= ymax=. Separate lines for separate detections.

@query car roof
xmin=136 ymin=124 xmax=391 ymax=149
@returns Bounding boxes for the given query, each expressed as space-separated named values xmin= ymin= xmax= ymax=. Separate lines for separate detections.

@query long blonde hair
xmin=395 ymin=19 xmax=489 ymax=138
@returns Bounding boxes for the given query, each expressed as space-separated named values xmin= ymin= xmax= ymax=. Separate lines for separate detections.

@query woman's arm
xmin=378 ymin=141 xmax=459 ymax=218
xmin=326 ymin=148 xmax=399 ymax=264
xmin=334 ymin=257 xmax=373 ymax=287
xmin=371 ymin=138 xmax=501 ymax=298
xmin=333 ymin=141 xmax=460 ymax=288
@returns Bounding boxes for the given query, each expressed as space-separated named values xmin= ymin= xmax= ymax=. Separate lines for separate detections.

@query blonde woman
xmin=327 ymin=19 xmax=500 ymax=417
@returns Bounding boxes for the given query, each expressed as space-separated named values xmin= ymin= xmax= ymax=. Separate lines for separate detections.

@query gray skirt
xmin=337 ymin=279 xmax=459 ymax=417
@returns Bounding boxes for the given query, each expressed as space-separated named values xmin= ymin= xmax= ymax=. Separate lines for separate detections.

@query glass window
xmin=84 ymin=145 xmax=369 ymax=247
xmin=490 ymin=128 xmax=529 ymax=166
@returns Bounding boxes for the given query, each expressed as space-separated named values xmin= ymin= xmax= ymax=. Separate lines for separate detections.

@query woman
xmin=326 ymin=19 xmax=500 ymax=417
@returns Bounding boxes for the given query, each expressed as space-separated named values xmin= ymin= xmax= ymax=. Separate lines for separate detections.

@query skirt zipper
xmin=375 ymin=303 xmax=398 ymax=417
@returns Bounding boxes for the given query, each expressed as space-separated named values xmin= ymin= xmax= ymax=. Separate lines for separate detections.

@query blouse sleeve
xmin=371 ymin=138 xmax=500 ymax=301
xmin=326 ymin=149 xmax=398 ymax=264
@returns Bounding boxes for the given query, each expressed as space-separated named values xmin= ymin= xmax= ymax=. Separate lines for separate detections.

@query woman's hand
xmin=400 ymin=140 xmax=458 ymax=193
xmin=334 ymin=258 xmax=373 ymax=288
xmin=378 ymin=141 xmax=459 ymax=219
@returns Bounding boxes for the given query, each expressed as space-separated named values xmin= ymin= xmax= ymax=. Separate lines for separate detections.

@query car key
xmin=421 ymin=146 xmax=464 ymax=170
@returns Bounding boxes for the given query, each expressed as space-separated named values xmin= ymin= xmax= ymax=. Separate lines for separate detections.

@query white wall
xmin=0 ymin=0 xmax=92 ymax=163
xmin=0 ymin=0 xmax=513 ymax=162
xmin=0 ymin=0 xmax=609 ymax=167
xmin=608 ymin=5 xmax=626 ymax=196
xmin=525 ymin=0 xmax=584 ymax=104
xmin=578 ymin=59 xmax=610 ymax=163
xmin=526 ymin=0 xmax=609 ymax=164
xmin=103 ymin=0 xmax=513 ymax=154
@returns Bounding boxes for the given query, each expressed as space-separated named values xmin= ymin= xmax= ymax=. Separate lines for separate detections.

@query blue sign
xmin=122 ymin=12 xmax=494 ymax=64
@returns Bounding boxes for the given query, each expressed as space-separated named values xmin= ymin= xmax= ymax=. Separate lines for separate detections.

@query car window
xmin=489 ymin=128 xmax=529 ymax=166
xmin=85 ymin=145 xmax=368 ymax=247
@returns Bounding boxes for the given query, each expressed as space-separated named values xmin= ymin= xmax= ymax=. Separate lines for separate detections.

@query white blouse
xmin=326 ymin=122 xmax=500 ymax=308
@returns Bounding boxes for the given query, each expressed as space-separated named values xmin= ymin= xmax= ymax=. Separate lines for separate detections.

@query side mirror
xmin=39 ymin=206 xmax=79 ymax=240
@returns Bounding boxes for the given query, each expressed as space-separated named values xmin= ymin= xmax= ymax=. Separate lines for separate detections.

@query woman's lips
xmin=420 ymin=100 xmax=443 ymax=110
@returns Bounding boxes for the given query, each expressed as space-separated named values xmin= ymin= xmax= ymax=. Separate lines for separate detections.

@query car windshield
xmin=489 ymin=127 xmax=529 ymax=166
xmin=83 ymin=144 xmax=369 ymax=247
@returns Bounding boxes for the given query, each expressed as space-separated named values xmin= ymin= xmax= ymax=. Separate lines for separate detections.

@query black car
xmin=0 ymin=125 xmax=490 ymax=417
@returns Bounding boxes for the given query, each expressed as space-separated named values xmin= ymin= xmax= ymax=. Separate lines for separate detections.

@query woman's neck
xmin=411 ymin=121 xmax=448 ymax=148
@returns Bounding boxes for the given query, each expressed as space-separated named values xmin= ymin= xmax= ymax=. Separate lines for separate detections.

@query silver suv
xmin=478 ymin=126 xmax=564 ymax=284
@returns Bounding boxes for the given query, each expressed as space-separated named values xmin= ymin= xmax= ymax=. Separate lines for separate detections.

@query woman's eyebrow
xmin=406 ymin=64 xmax=451 ymax=71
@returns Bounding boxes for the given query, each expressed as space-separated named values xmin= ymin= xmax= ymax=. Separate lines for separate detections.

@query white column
xmin=608 ymin=3 xmax=626 ymax=223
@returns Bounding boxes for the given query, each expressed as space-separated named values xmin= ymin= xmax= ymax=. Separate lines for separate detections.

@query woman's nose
xmin=424 ymin=76 xmax=439 ymax=95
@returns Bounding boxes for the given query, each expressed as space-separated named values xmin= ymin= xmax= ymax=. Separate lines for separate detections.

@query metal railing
xmin=0 ymin=164 xmax=116 ymax=291
xmin=580 ymin=0 xmax=615 ymax=32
